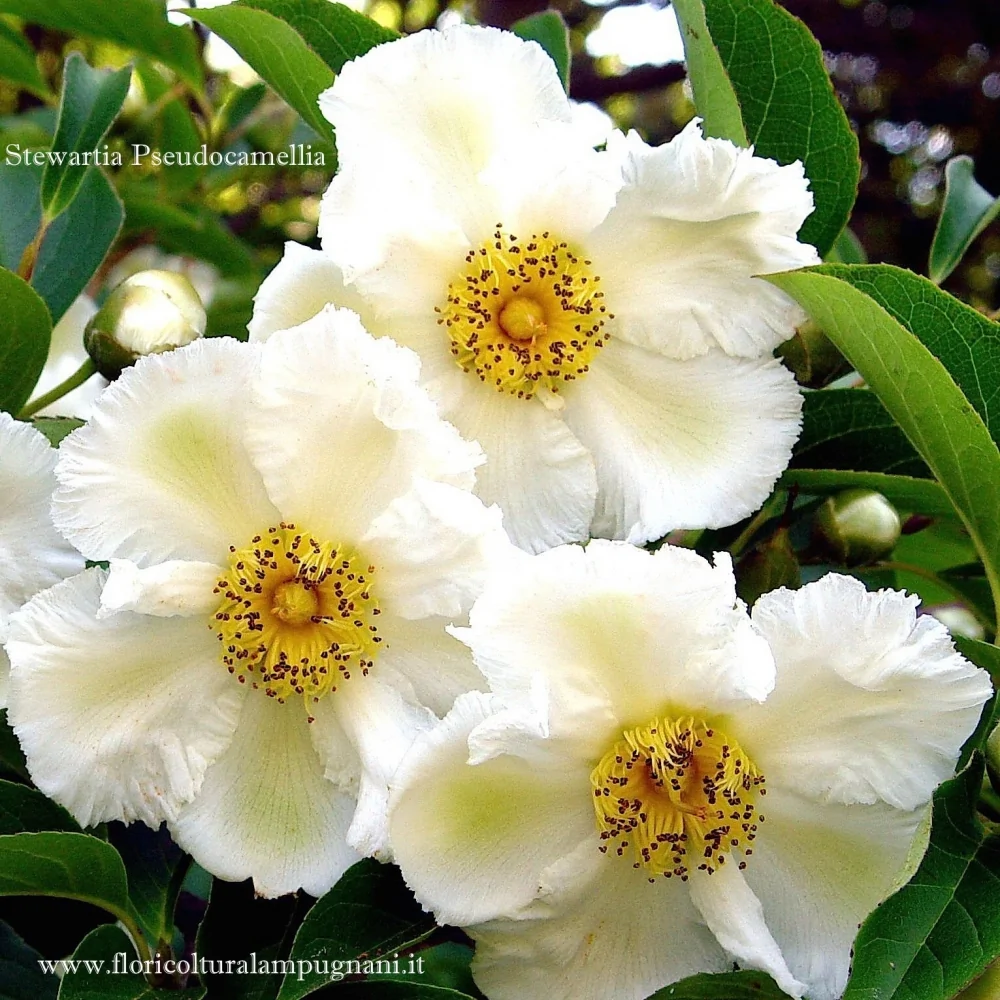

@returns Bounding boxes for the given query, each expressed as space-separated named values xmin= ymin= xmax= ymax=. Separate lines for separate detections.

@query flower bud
xmin=777 ymin=320 xmax=852 ymax=388
xmin=813 ymin=489 xmax=902 ymax=566
xmin=84 ymin=270 xmax=206 ymax=379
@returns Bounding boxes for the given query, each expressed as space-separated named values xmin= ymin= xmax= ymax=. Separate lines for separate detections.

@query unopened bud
xmin=813 ymin=489 xmax=901 ymax=566
xmin=84 ymin=270 xmax=206 ymax=379
xmin=777 ymin=320 xmax=852 ymax=388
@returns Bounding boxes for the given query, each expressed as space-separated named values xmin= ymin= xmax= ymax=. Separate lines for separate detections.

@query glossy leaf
xmin=0 ymin=267 xmax=51 ymax=415
xmin=0 ymin=21 xmax=51 ymax=98
xmin=844 ymin=756 xmax=1000 ymax=1000
xmin=0 ymin=919 xmax=57 ymax=1000
xmin=0 ymin=780 xmax=80 ymax=836
xmin=512 ymin=10 xmax=571 ymax=90
xmin=779 ymin=469 xmax=953 ymax=516
xmin=703 ymin=0 xmax=860 ymax=256
xmin=769 ymin=267 xmax=1000 ymax=615
xmin=41 ymin=54 xmax=131 ymax=219
xmin=671 ymin=0 xmax=748 ymax=146
xmin=0 ymin=163 xmax=43 ymax=272
xmin=930 ymin=156 xmax=1000 ymax=285
xmin=277 ymin=859 xmax=435 ymax=1000
xmin=0 ymin=0 xmax=201 ymax=87
xmin=646 ymin=970 xmax=786 ymax=999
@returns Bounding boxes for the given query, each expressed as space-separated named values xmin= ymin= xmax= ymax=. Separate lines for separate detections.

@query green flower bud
xmin=813 ymin=489 xmax=902 ymax=566
xmin=84 ymin=270 xmax=206 ymax=379
xmin=777 ymin=320 xmax=852 ymax=388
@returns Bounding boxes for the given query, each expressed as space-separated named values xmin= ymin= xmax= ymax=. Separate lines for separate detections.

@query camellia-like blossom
xmin=249 ymin=25 xmax=815 ymax=553
xmin=387 ymin=542 xmax=992 ymax=1000
xmin=6 ymin=307 xmax=508 ymax=897
xmin=0 ymin=413 xmax=84 ymax=703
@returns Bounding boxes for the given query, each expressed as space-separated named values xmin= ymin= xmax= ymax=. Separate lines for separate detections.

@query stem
xmin=114 ymin=906 xmax=153 ymax=966
xmin=16 ymin=218 xmax=49 ymax=282
xmin=18 ymin=359 xmax=98 ymax=419
xmin=728 ymin=492 xmax=786 ymax=559
xmin=877 ymin=560 xmax=996 ymax=632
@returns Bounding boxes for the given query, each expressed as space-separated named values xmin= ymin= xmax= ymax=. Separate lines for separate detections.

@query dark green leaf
xmin=321 ymin=987 xmax=476 ymax=1000
xmin=0 ymin=267 xmax=51 ymax=415
xmin=0 ymin=832 xmax=130 ymax=924
xmin=0 ymin=919 xmax=57 ymax=1000
xmin=844 ymin=757 xmax=1000 ymax=1000
xmin=277 ymin=860 xmax=435 ymax=1000
xmin=55 ymin=925 xmax=205 ymax=1000
xmin=703 ymin=0 xmax=860 ymax=256
xmin=792 ymin=389 xmax=927 ymax=478
xmin=814 ymin=264 xmax=1000 ymax=448
xmin=0 ymin=0 xmax=202 ymax=88
xmin=736 ymin=527 xmax=799 ymax=607
xmin=0 ymin=712 xmax=28 ymax=783
xmin=769 ymin=268 xmax=1000 ymax=615
xmin=511 ymin=10 xmax=570 ymax=90
xmin=953 ymin=638 xmax=1000 ymax=766
xmin=645 ymin=970 xmax=786 ymax=999
xmin=0 ymin=780 xmax=80 ymax=835
xmin=0 ymin=164 xmax=42 ymax=272
xmin=30 ymin=417 xmax=84 ymax=447
xmin=32 ymin=167 xmax=124 ymax=326
xmin=41 ymin=54 xmax=131 ymax=219
xmin=0 ymin=21 xmax=51 ymax=98
xmin=930 ymin=157 xmax=1000 ymax=286
xmin=204 ymin=276 xmax=258 ymax=341
xmin=671 ymin=0 xmax=748 ymax=146
xmin=779 ymin=469 xmax=953 ymax=516
xmin=825 ymin=226 xmax=868 ymax=265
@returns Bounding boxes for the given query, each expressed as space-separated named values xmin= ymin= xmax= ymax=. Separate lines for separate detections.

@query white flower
xmin=6 ymin=307 xmax=509 ymax=898
xmin=387 ymin=543 xmax=992 ymax=1000
xmin=0 ymin=413 xmax=85 ymax=705
xmin=249 ymin=25 xmax=814 ymax=553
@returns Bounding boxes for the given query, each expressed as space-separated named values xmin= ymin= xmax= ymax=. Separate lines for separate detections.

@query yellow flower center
xmin=211 ymin=522 xmax=381 ymax=709
xmin=437 ymin=227 xmax=611 ymax=404
xmin=591 ymin=716 xmax=765 ymax=881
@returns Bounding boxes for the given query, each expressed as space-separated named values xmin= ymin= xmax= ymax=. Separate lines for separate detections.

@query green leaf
xmin=645 ymin=970 xmax=786 ymax=999
xmin=0 ymin=712 xmax=28 ymax=782
xmin=30 ymin=416 xmax=84 ymax=446
xmin=0 ymin=780 xmax=80 ymax=835
xmin=843 ymin=756 xmax=1000 ymax=1000
xmin=56 ymin=925 xmax=205 ymax=1000
xmin=511 ymin=10 xmax=570 ymax=90
xmin=930 ymin=157 xmax=1000 ymax=285
xmin=0 ymin=267 xmax=51 ymax=415
xmin=768 ymin=267 xmax=1000 ymax=616
xmin=953 ymin=637 xmax=1000 ymax=766
xmin=779 ymin=469 xmax=953 ymax=516
xmin=41 ymin=54 xmax=131 ymax=219
xmin=671 ymin=0 xmax=748 ymax=146
xmin=793 ymin=389 xmax=927 ymax=478
xmin=0 ymin=163 xmax=42 ymax=272
xmin=0 ymin=919 xmax=57 ymax=1000
xmin=826 ymin=226 xmax=867 ymax=265
xmin=0 ymin=832 xmax=131 ymax=924
xmin=702 ymin=0 xmax=860 ymax=256
xmin=814 ymin=264 xmax=1000 ymax=448
xmin=330 ymin=988 xmax=476 ymax=999
xmin=0 ymin=0 xmax=202 ymax=88
xmin=0 ymin=21 xmax=51 ymax=98
xmin=32 ymin=166 xmax=124 ymax=326
xmin=277 ymin=859 xmax=435 ymax=1000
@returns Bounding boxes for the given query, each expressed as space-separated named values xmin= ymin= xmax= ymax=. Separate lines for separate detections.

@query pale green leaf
xmin=0 ymin=266 xmax=51 ymax=414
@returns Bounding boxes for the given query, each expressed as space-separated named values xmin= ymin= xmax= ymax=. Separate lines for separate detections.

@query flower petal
xmin=456 ymin=540 xmax=774 ymax=761
xmin=563 ymin=339 xmax=802 ymax=543
xmin=170 ymin=692 xmax=360 ymax=898
xmin=587 ymin=122 xmax=819 ymax=360
xmin=742 ymin=787 xmax=924 ymax=1000
xmin=99 ymin=559 xmax=222 ymax=618
xmin=362 ymin=478 xmax=511 ymax=620
xmin=470 ymin=853 xmax=728 ymax=1000
xmin=245 ymin=308 xmax=483 ymax=543
xmin=389 ymin=692 xmax=595 ymax=926
xmin=687 ymin=863 xmax=806 ymax=998
xmin=247 ymin=242 xmax=380 ymax=342
xmin=53 ymin=338 xmax=279 ymax=566
xmin=6 ymin=568 xmax=243 ymax=827
xmin=745 ymin=574 xmax=993 ymax=809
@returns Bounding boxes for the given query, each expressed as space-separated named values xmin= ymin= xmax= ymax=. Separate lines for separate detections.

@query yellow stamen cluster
xmin=212 ymin=523 xmax=381 ymax=710
xmin=437 ymin=227 xmax=611 ymax=403
xmin=591 ymin=717 xmax=765 ymax=882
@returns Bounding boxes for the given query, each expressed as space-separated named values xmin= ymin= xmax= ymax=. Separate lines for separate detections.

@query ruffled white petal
xmin=362 ymin=478 xmax=510 ymax=620
xmin=743 ymin=787 xmax=924 ymax=1000
xmin=52 ymin=338 xmax=279 ymax=566
xmin=456 ymin=541 xmax=773 ymax=762
xmin=687 ymin=864 xmax=806 ymax=998
xmin=247 ymin=242 xmax=380 ymax=342
xmin=587 ymin=122 xmax=819 ymax=359
xmin=245 ymin=308 xmax=483 ymax=543
xmin=170 ymin=692 xmax=360 ymax=898
xmin=98 ymin=559 xmax=222 ymax=618
xmin=471 ymin=853 xmax=728 ymax=1000
xmin=0 ymin=413 xmax=84 ymax=637
xmin=389 ymin=692 xmax=595 ymax=926
xmin=744 ymin=574 xmax=992 ymax=810
xmin=34 ymin=295 xmax=108 ymax=419
xmin=6 ymin=569 xmax=243 ymax=827
xmin=562 ymin=339 xmax=802 ymax=543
